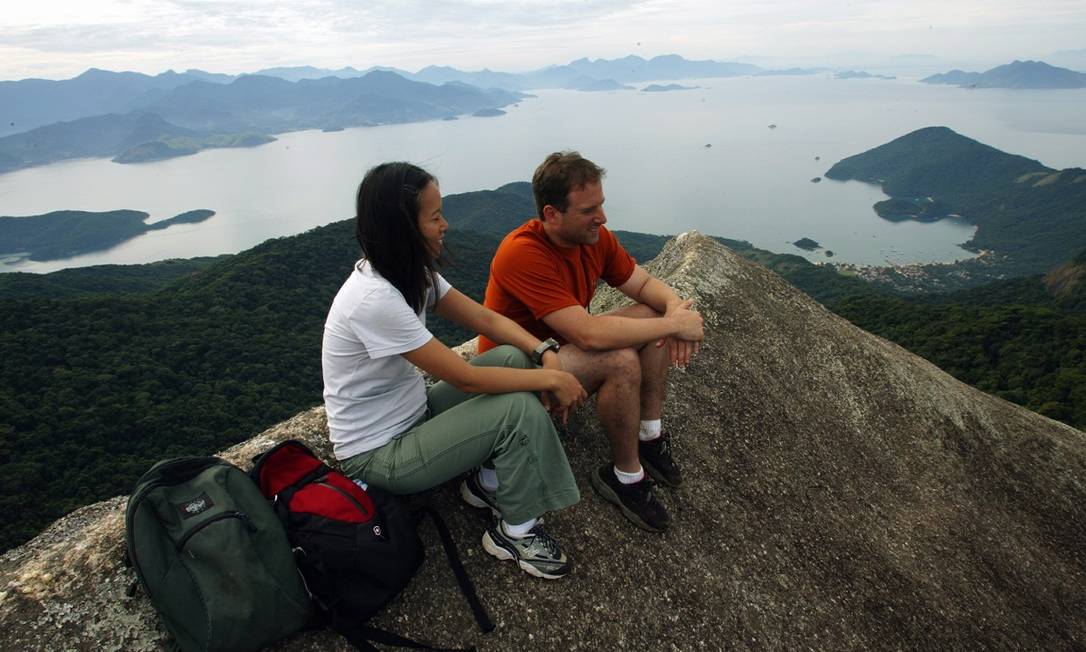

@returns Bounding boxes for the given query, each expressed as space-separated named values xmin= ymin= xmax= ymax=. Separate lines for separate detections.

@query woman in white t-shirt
xmin=323 ymin=162 xmax=586 ymax=580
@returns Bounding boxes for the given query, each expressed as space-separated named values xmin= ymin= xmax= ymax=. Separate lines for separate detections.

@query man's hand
xmin=665 ymin=298 xmax=703 ymax=368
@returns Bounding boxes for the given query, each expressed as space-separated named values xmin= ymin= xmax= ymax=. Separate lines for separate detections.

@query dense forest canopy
xmin=1 ymin=183 xmax=1083 ymax=553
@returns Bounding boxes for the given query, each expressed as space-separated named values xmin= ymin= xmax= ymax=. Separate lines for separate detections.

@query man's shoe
xmin=482 ymin=522 xmax=571 ymax=579
xmin=639 ymin=431 xmax=683 ymax=487
xmin=460 ymin=471 xmax=500 ymax=517
xmin=589 ymin=464 xmax=670 ymax=532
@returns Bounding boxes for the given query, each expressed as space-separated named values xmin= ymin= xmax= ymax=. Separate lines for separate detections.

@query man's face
xmin=545 ymin=181 xmax=607 ymax=248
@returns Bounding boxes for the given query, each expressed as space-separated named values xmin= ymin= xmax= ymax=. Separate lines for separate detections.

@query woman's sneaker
xmin=589 ymin=464 xmax=670 ymax=532
xmin=482 ymin=522 xmax=571 ymax=580
xmin=460 ymin=471 xmax=500 ymax=517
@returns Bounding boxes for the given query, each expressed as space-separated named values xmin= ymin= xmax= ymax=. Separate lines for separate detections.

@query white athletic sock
xmin=477 ymin=467 xmax=499 ymax=492
xmin=639 ymin=419 xmax=662 ymax=442
xmin=502 ymin=518 xmax=538 ymax=537
xmin=613 ymin=465 xmax=646 ymax=485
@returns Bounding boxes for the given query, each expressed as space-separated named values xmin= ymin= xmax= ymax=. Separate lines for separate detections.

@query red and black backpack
xmin=250 ymin=439 xmax=493 ymax=651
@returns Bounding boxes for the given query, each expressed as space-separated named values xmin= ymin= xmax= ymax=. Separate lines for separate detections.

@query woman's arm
xmin=434 ymin=288 xmax=544 ymax=355
xmin=401 ymin=337 xmax=585 ymax=411
xmin=429 ymin=287 xmax=581 ymax=419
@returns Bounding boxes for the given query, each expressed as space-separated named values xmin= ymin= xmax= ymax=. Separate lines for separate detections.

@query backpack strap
xmin=419 ymin=507 xmax=495 ymax=634
xmin=332 ymin=611 xmax=474 ymax=651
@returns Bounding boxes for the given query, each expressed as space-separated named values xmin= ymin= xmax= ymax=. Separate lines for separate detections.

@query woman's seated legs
xmin=350 ymin=390 xmax=577 ymax=523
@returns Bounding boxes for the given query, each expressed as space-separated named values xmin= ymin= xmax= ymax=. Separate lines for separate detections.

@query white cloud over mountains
xmin=1 ymin=0 xmax=1084 ymax=80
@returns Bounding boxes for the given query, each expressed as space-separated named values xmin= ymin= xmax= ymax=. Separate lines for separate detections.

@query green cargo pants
xmin=340 ymin=345 xmax=580 ymax=524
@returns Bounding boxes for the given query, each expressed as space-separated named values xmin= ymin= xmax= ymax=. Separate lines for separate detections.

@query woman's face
xmin=416 ymin=181 xmax=447 ymax=260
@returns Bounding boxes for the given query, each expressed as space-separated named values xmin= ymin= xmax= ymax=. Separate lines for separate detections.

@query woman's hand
xmin=545 ymin=369 xmax=586 ymax=425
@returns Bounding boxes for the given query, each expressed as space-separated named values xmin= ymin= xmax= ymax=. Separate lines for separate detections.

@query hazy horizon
xmin=2 ymin=1 xmax=1084 ymax=81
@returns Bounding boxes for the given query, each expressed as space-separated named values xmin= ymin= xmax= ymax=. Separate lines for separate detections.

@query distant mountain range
xmin=0 ymin=68 xmax=232 ymax=136
xmin=0 ymin=70 xmax=522 ymax=173
xmin=0 ymin=53 xmax=829 ymax=175
xmin=920 ymin=60 xmax=1086 ymax=89
xmin=254 ymin=54 xmax=797 ymax=91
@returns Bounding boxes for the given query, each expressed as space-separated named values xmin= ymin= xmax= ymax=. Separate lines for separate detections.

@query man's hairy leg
xmin=557 ymin=344 xmax=641 ymax=472
xmin=602 ymin=303 xmax=670 ymax=421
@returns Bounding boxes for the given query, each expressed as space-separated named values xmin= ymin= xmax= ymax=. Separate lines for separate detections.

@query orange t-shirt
xmin=478 ymin=219 xmax=636 ymax=352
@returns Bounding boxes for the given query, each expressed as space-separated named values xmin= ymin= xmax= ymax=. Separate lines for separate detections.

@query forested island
xmin=0 ymin=209 xmax=214 ymax=261
xmin=2 ymin=178 xmax=1084 ymax=555
xmin=834 ymin=70 xmax=896 ymax=80
xmin=920 ymin=60 xmax=1086 ymax=89
xmin=642 ymin=83 xmax=699 ymax=92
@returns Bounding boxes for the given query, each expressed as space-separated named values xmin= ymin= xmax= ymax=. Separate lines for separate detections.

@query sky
xmin=1 ymin=0 xmax=1085 ymax=81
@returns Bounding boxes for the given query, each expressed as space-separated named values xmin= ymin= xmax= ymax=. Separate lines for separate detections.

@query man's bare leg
xmin=556 ymin=302 xmax=671 ymax=469
xmin=600 ymin=303 xmax=671 ymax=422
xmin=557 ymin=303 xmax=674 ymax=531
xmin=557 ymin=344 xmax=641 ymax=472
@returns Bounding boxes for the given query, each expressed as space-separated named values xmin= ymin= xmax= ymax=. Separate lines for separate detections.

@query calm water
xmin=1 ymin=76 xmax=1084 ymax=273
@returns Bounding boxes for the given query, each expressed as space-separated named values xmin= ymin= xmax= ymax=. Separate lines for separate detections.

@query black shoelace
xmin=526 ymin=526 xmax=562 ymax=557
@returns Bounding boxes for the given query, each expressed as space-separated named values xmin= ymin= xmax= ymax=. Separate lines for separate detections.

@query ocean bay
xmin=1 ymin=75 xmax=1084 ymax=273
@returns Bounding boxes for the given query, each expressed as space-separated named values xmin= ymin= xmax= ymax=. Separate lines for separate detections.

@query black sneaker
xmin=482 ymin=522 xmax=571 ymax=579
xmin=459 ymin=471 xmax=500 ymax=517
xmin=589 ymin=464 xmax=670 ymax=532
xmin=639 ymin=431 xmax=682 ymax=487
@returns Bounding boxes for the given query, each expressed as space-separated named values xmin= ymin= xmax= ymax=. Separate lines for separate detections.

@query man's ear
xmin=541 ymin=205 xmax=561 ymax=223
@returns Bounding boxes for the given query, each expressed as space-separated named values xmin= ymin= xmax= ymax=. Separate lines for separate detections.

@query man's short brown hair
xmin=531 ymin=151 xmax=606 ymax=218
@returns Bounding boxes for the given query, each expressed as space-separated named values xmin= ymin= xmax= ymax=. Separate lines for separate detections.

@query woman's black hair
xmin=355 ymin=162 xmax=438 ymax=313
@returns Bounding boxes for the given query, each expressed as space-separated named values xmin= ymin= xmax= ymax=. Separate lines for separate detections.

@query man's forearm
xmin=575 ymin=313 xmax=677 ymax=350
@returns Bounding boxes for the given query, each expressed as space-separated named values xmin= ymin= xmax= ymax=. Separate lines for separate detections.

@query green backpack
xmin=125 ymin=456 xmax=314 ymax=652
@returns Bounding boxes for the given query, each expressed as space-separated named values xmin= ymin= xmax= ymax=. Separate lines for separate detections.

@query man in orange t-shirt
xmin=479 ymin=151 xmax=704 ymax=533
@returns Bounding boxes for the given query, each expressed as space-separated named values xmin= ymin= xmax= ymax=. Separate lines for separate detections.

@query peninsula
xmin=0 ymin=209 xmax=215 ymax=261
xmin=825 ymin=126 xmax=1086 ymax=276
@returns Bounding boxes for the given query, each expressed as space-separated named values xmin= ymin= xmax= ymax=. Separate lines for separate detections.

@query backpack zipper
xmin=175 ymin=510 xmax=256 ymax=552
xmin=126 ymin=458 xmax=228 ymax=595
xmin=314 ymin=480 xmax=374 ymax=521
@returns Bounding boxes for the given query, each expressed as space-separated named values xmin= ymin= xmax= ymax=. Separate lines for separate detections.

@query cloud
xmin=1 ymin=0 xmax=1084 ymax=79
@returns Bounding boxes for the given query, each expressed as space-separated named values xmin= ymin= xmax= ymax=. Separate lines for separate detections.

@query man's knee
xmin=596 ymin=347 xmax=642 ymax=383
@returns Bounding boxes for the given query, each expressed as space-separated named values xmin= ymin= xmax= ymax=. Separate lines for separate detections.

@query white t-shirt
xmin=322 ymin=260 xmax=451 ymax=459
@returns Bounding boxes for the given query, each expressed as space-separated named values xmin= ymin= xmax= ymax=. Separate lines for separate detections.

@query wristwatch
xmin=531 ymin=338 xmax=560 ymax=365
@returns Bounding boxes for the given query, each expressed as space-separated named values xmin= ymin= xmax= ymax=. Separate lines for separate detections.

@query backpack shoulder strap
xmin=331 ymin=610 xmax=474 ymax=651
xmin=419 ymin=507 xmax=495 ymax=634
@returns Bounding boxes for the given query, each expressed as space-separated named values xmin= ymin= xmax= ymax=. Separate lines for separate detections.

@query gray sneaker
xmin=482 ymin=522 xmax=571 ymax=580
xmin=459 ymin=471 xmax=500 ymax=517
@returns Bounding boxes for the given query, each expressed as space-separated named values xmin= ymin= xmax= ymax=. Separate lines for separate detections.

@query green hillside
xmin=2 ymin=181 xmax=1084 ymax=554
xmin=0 ymin=209 xmax=509 ymax=551
xmin=0 ymin=257 xmax=225 ymax=298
